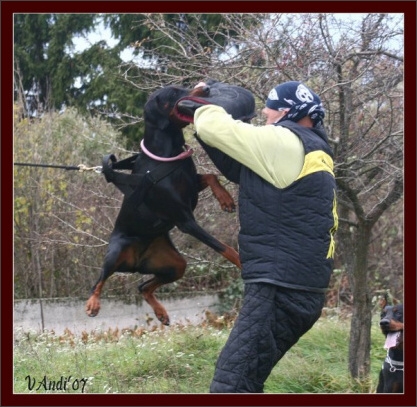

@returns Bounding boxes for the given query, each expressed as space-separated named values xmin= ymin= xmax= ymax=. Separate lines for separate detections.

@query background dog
xmin=376 ymin=298 xmax=404 ymax=393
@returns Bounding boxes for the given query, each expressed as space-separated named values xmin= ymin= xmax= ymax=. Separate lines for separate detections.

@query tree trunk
xmin=348 ymin=222 xmax=373 ymax=379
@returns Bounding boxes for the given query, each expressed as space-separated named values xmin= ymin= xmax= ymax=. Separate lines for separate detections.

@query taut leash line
xmin=14 ymin=162 xmax=102 ymax=173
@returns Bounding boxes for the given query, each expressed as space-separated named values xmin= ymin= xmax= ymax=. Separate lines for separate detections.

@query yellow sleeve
xmin=194 ymin=104 xmax=304 ymax=188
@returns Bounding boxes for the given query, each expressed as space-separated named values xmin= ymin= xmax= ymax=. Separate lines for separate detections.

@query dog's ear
xmin=144 ymin=95 xmax=170 ymax=130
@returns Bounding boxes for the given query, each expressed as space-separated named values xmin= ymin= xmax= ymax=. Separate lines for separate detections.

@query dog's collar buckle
xmin=140 ymin=140 xmax=193 ymax=162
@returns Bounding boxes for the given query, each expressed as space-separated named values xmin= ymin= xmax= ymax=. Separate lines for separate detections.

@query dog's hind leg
xmin=137 ymin=235 xmax=187 ymax=326
xmin=177 ymin=218 xmax=241 ymax=269
xmin=86 ymin=244 xmax=119 ymax=317
xmin=85 ymin=237 xmax=145 ymax=317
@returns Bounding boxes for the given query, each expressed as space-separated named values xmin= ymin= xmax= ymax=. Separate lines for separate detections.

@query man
xmin=183 ymin=81 xmax=338 ymax=393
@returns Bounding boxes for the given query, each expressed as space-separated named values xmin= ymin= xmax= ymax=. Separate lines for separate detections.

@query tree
xmin=319 ymin=14 xmax=404 ymax=378
xmin=14 ymin=14 xmax=96 ymax=115
xmin=13 ymin=13 xmax=148 ymax=146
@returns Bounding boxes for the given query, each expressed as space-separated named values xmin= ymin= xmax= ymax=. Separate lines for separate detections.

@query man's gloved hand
xmin=174 ymin=97 xmax=211 ymax=124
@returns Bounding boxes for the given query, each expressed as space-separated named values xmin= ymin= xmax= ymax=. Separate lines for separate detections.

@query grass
xmin=264 ymin=316 xmax=385 ymax=393
xmin=13 ymin=313 xmax=387 ymax=394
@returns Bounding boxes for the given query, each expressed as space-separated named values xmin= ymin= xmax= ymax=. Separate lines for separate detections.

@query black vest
xmin=238 ymin=121 xmax=338 ymax=292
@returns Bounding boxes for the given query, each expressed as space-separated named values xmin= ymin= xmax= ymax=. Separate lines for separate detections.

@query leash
xmin=14 ymin=162 xmax=103 ymax=173
xmin=15 ymin=145 xmax=189 ymax=206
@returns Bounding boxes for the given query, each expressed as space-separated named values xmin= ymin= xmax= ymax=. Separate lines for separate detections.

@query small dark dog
xmin=85 ymin=82 xmax=255 ymax=325
xmin=376 ymin=298 xmax=404 ymax=393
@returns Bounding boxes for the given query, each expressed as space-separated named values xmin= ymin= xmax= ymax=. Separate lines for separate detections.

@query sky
xmin=72 ymin=19 xmax=135 ymax=63
xmin=71 ymin=13 xmax=403 ymax=65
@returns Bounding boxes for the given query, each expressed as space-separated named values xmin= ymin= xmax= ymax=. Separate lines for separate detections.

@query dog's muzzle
xmin=174 ymin=97 xmax=211 ymax=123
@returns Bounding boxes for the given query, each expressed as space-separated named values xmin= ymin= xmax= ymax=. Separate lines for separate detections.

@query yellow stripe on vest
xmin=327 ymin=190 xmax=339 ymax=259
xmin=296 ymin=151 xmax=334 ymax=180
xmin=294 ymin=150 xmax=337 ymax=259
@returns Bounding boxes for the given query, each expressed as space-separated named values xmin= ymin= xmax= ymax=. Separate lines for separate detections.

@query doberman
xmin=376 ymin=297 xmax=404 ymax=393
xmin=85 ymin=82 xmax=255 ymax=325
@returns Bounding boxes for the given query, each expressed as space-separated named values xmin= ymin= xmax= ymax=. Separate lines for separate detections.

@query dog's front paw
xmin=218 ymin=193 xmax=236 ymax=213
xmin=212 ymin=187 xmax=235 ymax=212
xmin=222 ymin=200 xmax=236 ymax=213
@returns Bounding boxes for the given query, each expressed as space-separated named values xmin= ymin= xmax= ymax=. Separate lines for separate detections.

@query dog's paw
xmin=157 ymin=313 xmax=170 ymax=326
xmin=222 ymin=202 xmax=236 ymax=213
xmin=214 ymin=191 xmax=235 ymax=213
xmin=85 ymin=297 xmax=100 ymax=317
xmin=214 ymin=188 xmax=236 ymax=213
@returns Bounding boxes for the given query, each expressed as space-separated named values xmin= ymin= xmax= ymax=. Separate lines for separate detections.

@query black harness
xmin=101 ymin=153 xmax=185 ymax=206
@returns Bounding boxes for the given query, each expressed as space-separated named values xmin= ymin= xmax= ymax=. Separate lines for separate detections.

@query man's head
xmin=262 ymin=81 xmax=325 ymax=126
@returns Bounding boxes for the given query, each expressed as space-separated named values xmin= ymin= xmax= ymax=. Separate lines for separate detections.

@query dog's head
xmin=379 ymin=303 xmax=403 ymax=350
xmin=144 ymin=85 xmax=211 ymax=131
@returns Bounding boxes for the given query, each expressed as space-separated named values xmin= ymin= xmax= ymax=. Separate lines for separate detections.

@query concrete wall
xmin=13 ymin=294 xmax=219 ymax=335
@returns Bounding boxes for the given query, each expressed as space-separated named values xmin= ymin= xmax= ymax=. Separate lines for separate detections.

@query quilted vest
xmin=239 ymin=120 xmax=338 ymax=292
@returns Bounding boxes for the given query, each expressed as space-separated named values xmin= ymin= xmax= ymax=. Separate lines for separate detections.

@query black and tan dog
xmin=376 ymin=298 xmax=404 ymax=393
xmin=86 ymin=81 xmax=255 ymax=325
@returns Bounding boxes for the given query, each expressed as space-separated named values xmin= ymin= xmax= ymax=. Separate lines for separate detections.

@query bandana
xmin=266 ymin=81 xmax=325 ymax=126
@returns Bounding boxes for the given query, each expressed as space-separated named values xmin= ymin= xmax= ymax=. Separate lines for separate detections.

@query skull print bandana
xmin=266 ymin=81 xmax=325 ymax=126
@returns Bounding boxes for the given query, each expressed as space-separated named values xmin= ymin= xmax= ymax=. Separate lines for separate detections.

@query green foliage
xmin=14 ymin=14 xmax=96 ymax=111
xmin=13 ymin=314 xmax=386 ymax=394
xmin=13 ymin=108 xmax=124 ymax=299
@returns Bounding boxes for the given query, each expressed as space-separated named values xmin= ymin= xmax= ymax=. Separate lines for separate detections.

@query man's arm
xmin=194 ymin=105 xmax=305 ymax=188
xmin=195 ymin=135 xmax=242 ymax=184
